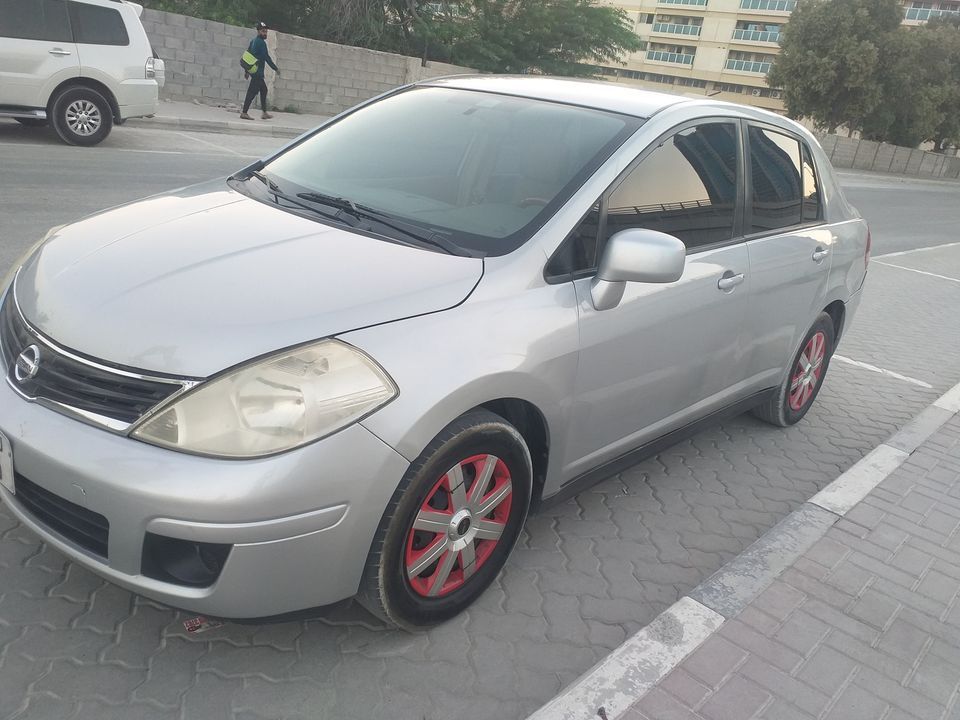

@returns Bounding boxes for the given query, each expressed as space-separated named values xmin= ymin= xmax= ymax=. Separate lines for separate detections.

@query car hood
xmin=15 ymin=184 xmax=483 ymax=377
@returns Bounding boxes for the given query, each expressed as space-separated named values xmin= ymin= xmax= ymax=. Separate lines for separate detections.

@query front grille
xmin=0 ymin=292 xmax=183 ymax=425
xmin=14 ymin=474 xmax=109 ymax=558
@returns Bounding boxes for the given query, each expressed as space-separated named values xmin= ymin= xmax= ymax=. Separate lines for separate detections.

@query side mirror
xmin=590 ymin=229 xmax=687 ymax=311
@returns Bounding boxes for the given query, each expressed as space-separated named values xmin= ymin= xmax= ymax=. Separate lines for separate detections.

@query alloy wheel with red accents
xmin=752 ymin=312 xmax=836 ymax=427
xmin=358 ymin=410 xmax=532 ymax=628
xmin=406 ymin=454 xmax=513 ymax=597
xmin=789 ymin=331 xmax=827 ymax=411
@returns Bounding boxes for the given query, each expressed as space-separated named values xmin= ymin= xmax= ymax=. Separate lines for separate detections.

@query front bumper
xmin=0 ymin=378 xmax=409 ymax=617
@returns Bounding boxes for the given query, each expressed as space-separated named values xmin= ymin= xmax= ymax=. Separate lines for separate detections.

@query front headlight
xmin=131 ymin=339 xmax=397 ymax=458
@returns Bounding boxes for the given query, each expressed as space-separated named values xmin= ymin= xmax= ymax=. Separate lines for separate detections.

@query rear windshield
xmin=263 ymin=87 xmax=641 ymax=256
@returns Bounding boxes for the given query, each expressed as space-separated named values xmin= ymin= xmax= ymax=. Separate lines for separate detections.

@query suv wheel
xmin=753 ymin=312 xmax=835 ymax=427
xmin=357 ymin=410 xmax=532 ymax=629
xmin=51 ymin=87 xmax=113 ymax=146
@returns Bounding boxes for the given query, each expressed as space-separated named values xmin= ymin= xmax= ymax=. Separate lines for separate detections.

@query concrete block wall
xmin=141 ymin=9 xmax=473 ymax=114
xmin=817 ymin=133 xmax=960 ymax=180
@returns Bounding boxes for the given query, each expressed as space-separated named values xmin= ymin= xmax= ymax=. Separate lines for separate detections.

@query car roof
xmin=420 ymin=75 xmax=794 ymax=128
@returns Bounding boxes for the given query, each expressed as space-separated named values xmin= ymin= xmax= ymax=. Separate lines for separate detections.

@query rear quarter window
xmin=68 ymin=1 xmax=130 ymax=46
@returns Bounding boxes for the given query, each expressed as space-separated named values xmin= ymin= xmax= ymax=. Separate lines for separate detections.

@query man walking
xmin=240 ymin=22 xmax=280 ymax=120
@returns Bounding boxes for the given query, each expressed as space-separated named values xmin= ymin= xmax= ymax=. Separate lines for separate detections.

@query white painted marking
xmin=175 ymin=131 xmax=246 ymax=156
xmin=526 ymin=597 xmax=724 ymax=720
xmin=873 ymin=261 xmax=960 ymax=284
xmin=935 ymin=380 xmax=960 ymax=413
xmin=832 ymin=355 xmax=934 ymax=389
xmin=809 ymin=444 xmax=909 ymax=516
xmin=876 ymin=241 xmax=960 ymax=259
xmin=116 ymin=148 xmax=185 ymax=155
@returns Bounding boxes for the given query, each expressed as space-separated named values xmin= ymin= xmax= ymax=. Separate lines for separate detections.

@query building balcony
xmin=658 ymin=0 xmax=709 ymax=7
xmin=653 ymin=22 xmax=703 ymax=35
xmin=648 ymin=50 xmax=696 ymax=64
xmin=904 ymin=6 xmax=960 ymax=20
xmin=739 ymin=0 xmax=796 ymax=12
xmin=732 ymin=28 xmax=781 ymax=42
xmin=725 ymin=58 xmax=772 ymax=73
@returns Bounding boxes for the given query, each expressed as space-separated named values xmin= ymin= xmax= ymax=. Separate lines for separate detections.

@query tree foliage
xmin=768 ymin=0 xmax=902 ymax=134
xmin=140 ymin=0 xmax=641 ymax=76
xmin=770 ymin=0 xmax=960 ymax=149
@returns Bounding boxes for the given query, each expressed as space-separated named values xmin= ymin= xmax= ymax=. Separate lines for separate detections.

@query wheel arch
xmin=824 ymin=299 xmax=846 ymax=343
xmin=48 ymin=78 xmax=121 ymax=121
xmin=476 ymin=398 xmax=551 ymax=511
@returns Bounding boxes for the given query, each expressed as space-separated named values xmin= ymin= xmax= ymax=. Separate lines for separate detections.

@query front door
xmin=561 ymin=120 xmax=753 ymax=479
xmin=0 ymin=0 xmax=78 ymax=110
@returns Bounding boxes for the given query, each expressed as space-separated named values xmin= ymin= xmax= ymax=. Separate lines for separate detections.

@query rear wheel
xmin=51 ymin=87 xmax=113 ymax=146
xmin=15 ymin=118 xmax=48 ymax=128
xmin=357 ymin=410 xmax=531 ymax=629
xmin=753 ymin=312 xmax=835 ymax=427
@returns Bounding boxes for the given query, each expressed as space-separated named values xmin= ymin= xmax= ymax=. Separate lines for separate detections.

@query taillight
xmin=145 ymin=56 xmax=156 ymax=79
xmin=865 ymin=227 xmax=871 ymax=266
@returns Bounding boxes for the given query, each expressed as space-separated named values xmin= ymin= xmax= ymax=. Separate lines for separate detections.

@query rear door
xmin=559 ymin=120 xmax=754 ymax=477
xmin=0 ymin=0 xmax=78 ymax=110
xmin=68 ymin=0 xmax=137 ymax=87
xmin=742 ymin=123 xmax=834 ymax=390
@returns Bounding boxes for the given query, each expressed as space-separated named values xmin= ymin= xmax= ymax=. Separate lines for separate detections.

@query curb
xmin=527 ymin=377 xmax=960 ymax=720
xmin=124 ymin=115 xmax=312 ymax=139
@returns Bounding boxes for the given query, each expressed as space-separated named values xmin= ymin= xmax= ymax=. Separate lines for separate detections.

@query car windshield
xmin=263 ymin=86 xmax=641 ymax=256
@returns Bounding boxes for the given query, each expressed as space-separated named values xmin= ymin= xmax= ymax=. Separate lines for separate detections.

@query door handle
xmin=812 ymin=247 xmax=829 ymax=262
xmin=717 ymin=272 xmax=745 ymax=291
xmin=49 ymin=48 xmax=72 ymax=56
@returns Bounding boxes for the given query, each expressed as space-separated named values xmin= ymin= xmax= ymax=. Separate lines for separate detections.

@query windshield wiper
xmin=239 ymin=172 xmax=361 ymax=228
xmin=296 ymin=192 xmax=464 ymax=256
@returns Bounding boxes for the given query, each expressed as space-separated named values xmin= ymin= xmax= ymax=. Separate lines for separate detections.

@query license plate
xmin=0 ymin=431 xmax=14 ymax=495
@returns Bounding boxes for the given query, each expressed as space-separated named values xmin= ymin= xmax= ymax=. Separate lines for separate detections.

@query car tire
xmin=51 ymin=87 xmax=113 ymax=146
xmin=752 ymin=312 xmax=835 ymax=427
xmin=15 ymin=118 xmax=48 ymax=128
xmin=357 ymin=409 xmax=532 ymax=629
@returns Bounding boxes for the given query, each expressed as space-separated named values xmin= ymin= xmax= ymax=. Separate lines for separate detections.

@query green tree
xmin=431 ymin=0 xmax=642 ymax=75
xmin=768 ymin=0 xmax=903 ymax=134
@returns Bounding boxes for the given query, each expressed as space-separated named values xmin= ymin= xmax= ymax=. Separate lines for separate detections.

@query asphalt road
xmin=1 ymin=121 xmax=960 ymax=720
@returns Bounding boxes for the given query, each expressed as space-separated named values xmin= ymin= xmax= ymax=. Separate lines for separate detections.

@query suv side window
xmin=68 ymin=1 xmax=129 ymax=46
xmin=747 ymin=125 xmax=803 ymax=233
xmin=604 ymin=122 xmax=740 ymax=251
xmin=0 ymin=0 xmax=71 ymax=42
xmin=801 ymin=143 xmax=822 ymax=223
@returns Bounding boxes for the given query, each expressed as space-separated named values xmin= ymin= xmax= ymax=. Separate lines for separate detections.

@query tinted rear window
xmin=748 ymin=125 xmax=803 ymax=233
xmin=68 ymin=1 xmax=129 ymax=45
xmin=0 ymin=0 xmax=71 ymax=42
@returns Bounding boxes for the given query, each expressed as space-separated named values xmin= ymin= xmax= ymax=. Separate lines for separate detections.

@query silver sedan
xmin=0 ymin=76 xmax=868 ymax=628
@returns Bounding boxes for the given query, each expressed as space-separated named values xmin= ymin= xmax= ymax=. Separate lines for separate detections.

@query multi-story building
xmin=598 ymin=0 xmax=960 ymax=113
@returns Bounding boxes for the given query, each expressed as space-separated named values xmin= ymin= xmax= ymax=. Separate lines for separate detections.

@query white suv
xmin=0 ymin=0 xmax=164 ymax=145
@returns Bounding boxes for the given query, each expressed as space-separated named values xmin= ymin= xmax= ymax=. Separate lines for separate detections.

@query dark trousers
xmin=243 ymin=74 xmax=267 ymax=113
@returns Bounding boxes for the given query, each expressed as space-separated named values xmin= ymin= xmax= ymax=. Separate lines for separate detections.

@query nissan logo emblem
xmin=14 ymin=345 xmax=41 ymax=383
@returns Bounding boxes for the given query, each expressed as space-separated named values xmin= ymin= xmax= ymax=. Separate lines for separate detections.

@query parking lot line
xmin=872 ymin=261 xmax=960 ymax=284
xmin=875 ymin=240 xmax=960 ymax=259
xmin=174 ymin=131 xmax=249 ymax=156
xmin=832 ymin=355 xmax=933 ymax=389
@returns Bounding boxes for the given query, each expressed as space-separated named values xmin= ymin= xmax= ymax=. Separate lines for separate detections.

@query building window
xmin=739 ymin=0 xmax=796 ymax=10
xmin=677 ymin=77 xmax=707 ymax=88
xmin=726 ymin=50 xmax=775 ymax=73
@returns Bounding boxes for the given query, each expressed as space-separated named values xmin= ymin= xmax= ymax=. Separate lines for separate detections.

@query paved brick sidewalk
xmin=626 ymin=415 xmax=960 ymax=720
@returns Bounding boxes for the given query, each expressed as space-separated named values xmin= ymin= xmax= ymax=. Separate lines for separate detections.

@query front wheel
xmin=51 ymin=87 xmax=113 ymax=146
xmin=357 ymin=410 xmax=531 ymax=629
xmin=752 ymin=312 xmax=835 ymax=427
